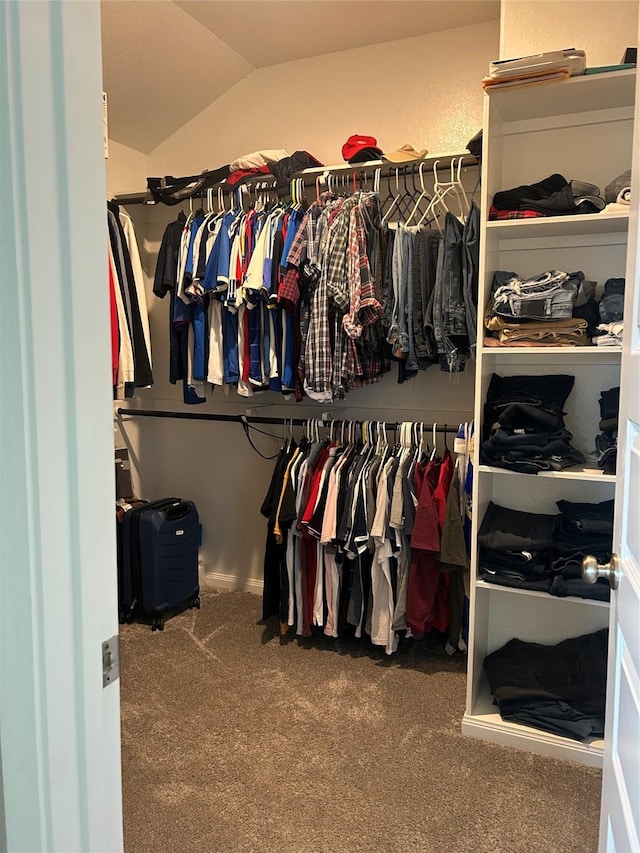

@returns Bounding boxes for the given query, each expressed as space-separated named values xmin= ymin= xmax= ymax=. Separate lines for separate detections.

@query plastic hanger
xmin=416 ymin=161 xmax=446 ymax=230
xmin=405 ymin=162 xmax=431 ymax=225
xmin=430 ymin=423 xmax=438 ymax=461
xmin=381 ymin=168 xmax=403 ymax=225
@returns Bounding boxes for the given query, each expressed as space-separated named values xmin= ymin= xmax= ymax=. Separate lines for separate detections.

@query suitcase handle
xmin=164 ymin=501 xmax=193 ymax=521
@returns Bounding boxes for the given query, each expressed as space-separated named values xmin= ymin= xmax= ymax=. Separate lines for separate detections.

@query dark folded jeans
xmin=496 ymin=698 xmax=604 ymax=740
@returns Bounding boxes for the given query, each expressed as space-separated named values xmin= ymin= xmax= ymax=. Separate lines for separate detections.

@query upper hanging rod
xmin=112 ymin=153 xmax=479 ymax=207
xmin=116 ymin=408 xmax=454 ymax=432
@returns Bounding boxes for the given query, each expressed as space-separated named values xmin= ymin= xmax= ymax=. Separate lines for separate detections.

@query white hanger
xmin=381 ymin=168 xmax=403 ymax=225
xmin=405 ymin=162 xmax=431 ymax=226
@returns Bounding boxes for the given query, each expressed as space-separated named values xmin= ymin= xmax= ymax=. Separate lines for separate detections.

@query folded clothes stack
xmin=478 ymin=499 xmax=613 ymax=602
xmin=550 ymin=499 xmax=614 ymax=601
xmin=481 ymin=373 xmax=585 ymax=473
xmin=593 ymin=386 xmax=619 ymax=474
xmin=488 ymin=174 xmax=605 ymax=220
xmin=484 ymin=629 xmax=608 ymax=741
xmin=484 ymin=269 xmax=625 ymax=347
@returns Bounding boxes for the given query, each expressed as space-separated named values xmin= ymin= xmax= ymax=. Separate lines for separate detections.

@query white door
xmin=595 ymin=63 xmax=640 ymax=853
xmin=0 ymin=2 xmax=123 ymax=851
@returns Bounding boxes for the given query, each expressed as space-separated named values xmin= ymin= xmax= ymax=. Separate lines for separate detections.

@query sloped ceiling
xmin=101 ymin=0 xmax=500 ymax=154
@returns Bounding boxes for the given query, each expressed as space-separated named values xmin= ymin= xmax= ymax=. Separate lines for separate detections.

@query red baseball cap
xmin=342 ymin=135 xmax=383 ymax=163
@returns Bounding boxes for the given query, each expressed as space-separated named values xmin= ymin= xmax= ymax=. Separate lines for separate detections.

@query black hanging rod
xmin=117 ymin=408 xmax=453 ymax=432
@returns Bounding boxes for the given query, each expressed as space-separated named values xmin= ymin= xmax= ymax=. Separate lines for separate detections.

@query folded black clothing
xmin=556 ymin=498 xmax=615 ymax=525
xmin=481 ymin=439 xmax=586 ymax=473
xmin=599 ymin=386 xmax=620 ymax=420
xmin=479 ymin=547 xmax=551 ymax=577
xmin=488 ymin=428 xmax=568 ymax=447
xmin=549 ymin=575 xmax=610 ymax=602
xmin=486 ymin=372 xmax=575 ymax=410
xmin=492 ymin=173 xmax=568 ymax=210
xmin=147 ymin=167 xmax=231 ymax=205
xmin=480 ymin=457 xmax=559 ymax=474
xmin=552 ymin=549 xmax=612 ymax=574
xmin=522 ymin=187 xmax=605 ymax=216
xmin=497 ymin=441 xmax=584 ymax=463
xmin=596 ymin=431 xmax=618 ymax=453
xmin=478 ymin=502 xmax=558 ymax=551
xmin=494 ymin=402 xmax=566 ymax=432
xmin=598 ymin=446 xmax=617 ymax=475
xmin=495 ymin=697 xmax=604 ymax=741
xmin=573 ymin=297 xmax=602 ymax=337
xmin=483 ymin=373 xmax=575 ymax=440
xmin=484 ymin=629 xmax=608 ymax=735
xmin=553 ymin=526 xmax=613 ymax=556
xmin=271 ymin=151 xmax=324 ymax=195
xmin=492 ymin=173 xmax=605 ymax=217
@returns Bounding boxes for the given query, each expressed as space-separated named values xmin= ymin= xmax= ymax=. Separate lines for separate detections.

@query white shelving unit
xmin=462 ymin=69 xmax=636 ymax=768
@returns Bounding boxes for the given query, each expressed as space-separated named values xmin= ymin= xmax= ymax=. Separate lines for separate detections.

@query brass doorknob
xmin=582 ymin=553 xmax=620 ymax=590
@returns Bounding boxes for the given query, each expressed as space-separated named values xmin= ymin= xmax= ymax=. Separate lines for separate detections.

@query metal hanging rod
xmin=116 ymin=408 xmax=454 ymax=433
xmin=112 ymin=153 xmax=479 ymax=207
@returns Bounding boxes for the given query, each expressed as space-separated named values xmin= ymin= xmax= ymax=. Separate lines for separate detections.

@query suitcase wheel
xmin=151 ymin=615 xmax=165 ymax=632
xmin=193 ymin=596 xmax=201 ymax=610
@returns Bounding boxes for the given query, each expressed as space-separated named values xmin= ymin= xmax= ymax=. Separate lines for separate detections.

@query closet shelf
xmin=477 ymin=464 xmax=617 ymax=483
xmin=490 ymin=68 xmax=636 ymax=123
xmin=463 ymin=683 xmax=605 ymax=767
xmin=474 ymin=579 xmax=610 ymax=608
xmin=480 ymin=346 xmax=622 ymax=361
xmin=485 ymin=211 xmax=629 ymax=240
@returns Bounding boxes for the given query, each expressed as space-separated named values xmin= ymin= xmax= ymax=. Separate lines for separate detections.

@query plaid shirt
xmin=488 ymin=206 xmax=546 ymax=220
xmin=279 ymin=196 xmax=330 ymax=312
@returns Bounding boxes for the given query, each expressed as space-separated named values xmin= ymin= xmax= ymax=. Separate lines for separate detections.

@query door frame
xmin=0 ymin=2 xmax=123 ymax=850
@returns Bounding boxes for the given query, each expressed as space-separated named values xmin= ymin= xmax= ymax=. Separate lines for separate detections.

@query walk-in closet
xmin=3 ymin=2 xmax=640 ymax=852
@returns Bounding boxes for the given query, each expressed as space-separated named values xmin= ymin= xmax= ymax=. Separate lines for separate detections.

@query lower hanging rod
xmin=116 ymin=408 xmax=454 ymax=432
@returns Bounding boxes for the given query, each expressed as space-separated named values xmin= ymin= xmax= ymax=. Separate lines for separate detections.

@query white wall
xmin=106 ymin=138 xmax=147 ymax=197
xmin=149 ymin=19 xmax=499 ymax=176
xmin=121 ymin=20 xmax=499 ymax=592
xmin=500 ymin=0 xmax=638 ymax=64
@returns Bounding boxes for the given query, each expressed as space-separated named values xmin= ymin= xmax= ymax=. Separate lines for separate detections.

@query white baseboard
xmin=204 ymin=570 xmax=263 ymax=596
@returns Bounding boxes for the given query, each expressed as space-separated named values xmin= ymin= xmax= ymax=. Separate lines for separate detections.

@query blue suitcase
xmin=119 ymin=497 xmax=200 ymax=630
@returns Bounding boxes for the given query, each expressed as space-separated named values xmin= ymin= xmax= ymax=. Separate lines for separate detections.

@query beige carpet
xmin=120 ymin=588 xmax=601 ymax=853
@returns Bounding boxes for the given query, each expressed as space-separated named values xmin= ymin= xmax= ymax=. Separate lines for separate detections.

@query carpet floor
xmin=120 ymin=588 xmax=602 ymax=853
